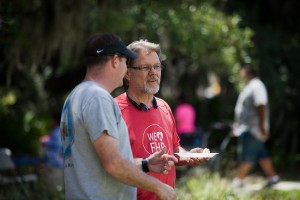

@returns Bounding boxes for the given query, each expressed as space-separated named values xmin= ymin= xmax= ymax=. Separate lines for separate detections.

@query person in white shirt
xmin=232 ymin=65 xmax=279 ymax=188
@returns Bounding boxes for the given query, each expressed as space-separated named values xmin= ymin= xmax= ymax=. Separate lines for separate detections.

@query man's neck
xmin=84 ymin=68 xmax=115 ymax=93
xmin=126 ymin=90 xmax=154 ymax=107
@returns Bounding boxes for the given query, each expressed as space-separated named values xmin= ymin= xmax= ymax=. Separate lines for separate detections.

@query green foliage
xmin=128 ymin=1 xmax=253 ymax=90
xmin=186 ymin=173 xmax=234 ymax=199
xmin=2 ymin=168 xmax=300 ymax=200
xmin=0 ymin=106 xmax=49 ymax=155
xmin=0 ymin=88 xmax=49 ymax=154
xmin=176 ymin=169 xmax=300 ymax=200
xmin=0 ymin=177 xmax=64 ymax=200
xmin=0 ymin=0 xmax=252 ymax=154
xmin=0 ymin=0 xmax=137 ymax=154
xmin=126 ymin=1 xmax=253 ymax=127
xmin=1 ymin=0 xmax=299 ymax=166
xmin=259 ymin=189 xmax=300 ymax=200
xmin=164 ymin=3 xmax=253 ymax=72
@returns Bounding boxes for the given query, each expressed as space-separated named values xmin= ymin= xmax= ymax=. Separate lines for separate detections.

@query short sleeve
xmin=252 ymin=80 xmax=268 ymax=106
xmin=82 ymin=96 xmax=120 ymax=142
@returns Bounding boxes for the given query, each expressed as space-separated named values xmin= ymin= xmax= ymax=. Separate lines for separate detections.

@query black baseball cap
xmin=85 ymin=33 xmax=138 ymax=59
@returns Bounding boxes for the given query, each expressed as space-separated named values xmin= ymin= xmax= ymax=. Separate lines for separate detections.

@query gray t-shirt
xmin=234 ymin=78 xmax=269 ymax=141
xmin=60 ymin=81 xmax=136 ymax=200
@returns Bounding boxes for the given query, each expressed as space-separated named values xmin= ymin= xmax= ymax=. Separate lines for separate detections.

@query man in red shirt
xmin=115 ymin=39 xmax=210 ymax=200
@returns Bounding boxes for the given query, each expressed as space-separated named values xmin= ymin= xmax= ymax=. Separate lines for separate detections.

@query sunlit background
xmin=1 ymin=0 xmax=300 ymax=199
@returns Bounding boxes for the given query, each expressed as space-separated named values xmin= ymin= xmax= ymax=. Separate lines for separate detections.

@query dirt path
xmin=233 ymin=175 xmax=300 ymax=193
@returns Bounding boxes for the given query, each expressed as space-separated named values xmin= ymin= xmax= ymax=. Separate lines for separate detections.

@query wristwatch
xmin=142 ymin=158 xmax=150 ymax=172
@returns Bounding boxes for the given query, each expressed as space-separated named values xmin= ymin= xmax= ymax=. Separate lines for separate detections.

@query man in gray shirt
xmin=60 ymin=33 xmax=177 ymax=200
xmin=232 ymin=65 xmax=279 ymax=188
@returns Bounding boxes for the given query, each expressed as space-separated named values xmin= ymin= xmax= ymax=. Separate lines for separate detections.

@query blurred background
xmin=1 ymin=0 xmax=300 ymax=199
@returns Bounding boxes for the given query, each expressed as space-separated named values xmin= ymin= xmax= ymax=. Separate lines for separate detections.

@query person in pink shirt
xmin=174 ymin=93 xmax=196 ymax=135
xmin=174 ymin=93 xmax=200 ymax=148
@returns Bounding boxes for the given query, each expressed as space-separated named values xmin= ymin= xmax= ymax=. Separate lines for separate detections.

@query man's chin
xmin=144 ymin=87 xmax=159 ymax=95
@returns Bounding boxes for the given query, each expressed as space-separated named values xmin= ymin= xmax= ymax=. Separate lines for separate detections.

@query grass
xmin=176 ymin=167 xmax=236 ymax=200
xmin=0 ymin=170 xmax=64 ymax=200
xmin=0 ymin=182 xmax=64 ymax=200
xmin=175 ymin=167 xmax=300 ymax=200
xmin=1 ymin=167 xmax=300 ymax=200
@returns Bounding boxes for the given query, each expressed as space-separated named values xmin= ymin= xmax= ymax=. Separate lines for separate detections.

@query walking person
xmin=232 ymin=65 xmax=280 ymax=188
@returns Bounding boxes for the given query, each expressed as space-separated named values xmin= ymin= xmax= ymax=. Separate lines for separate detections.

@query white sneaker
xmin=232 ymin=177 xmax=245 ymax=188
xmin=265 ymin=175 xmax=280 ymax=188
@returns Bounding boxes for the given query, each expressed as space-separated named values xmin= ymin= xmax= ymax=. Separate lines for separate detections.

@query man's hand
xmin=230 ymin=122 xmax=237 ymax=137
xmin=156 ymin=183 xmax=177 ymax=200
xmin=147 ymin=147 xmax=178 ymax=174
xmin=257 ymin=105 xmax=269 ymax=141
xmin=259 ymin=125 xmax=269 ymax=141
xmin=187 ymin=148 xmax=210 ymax=167
xmin=175 ymin=147 xmax=210 ymax=167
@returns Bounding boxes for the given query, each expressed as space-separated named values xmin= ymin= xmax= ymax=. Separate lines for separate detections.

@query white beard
xmin=143 ymin=85 xmax=160 ymax=95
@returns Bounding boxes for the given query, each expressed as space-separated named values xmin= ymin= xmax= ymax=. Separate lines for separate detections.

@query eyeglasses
xmin=128 ymin=65 xmax=163 ymax=72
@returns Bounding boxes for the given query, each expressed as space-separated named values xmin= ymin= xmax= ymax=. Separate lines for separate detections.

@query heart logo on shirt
xmin=157 ymin=132 xmax=163 ymax=141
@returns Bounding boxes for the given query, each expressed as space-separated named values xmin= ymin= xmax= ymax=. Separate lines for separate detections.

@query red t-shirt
xmin=115 ymin=93 xmax=180 ymax=200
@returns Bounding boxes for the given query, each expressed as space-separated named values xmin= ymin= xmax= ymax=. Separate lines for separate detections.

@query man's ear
xmin=111 ymin=55 xmax=119 ymax=68
xmin=124 ymin=70 xmax=130 ymax=81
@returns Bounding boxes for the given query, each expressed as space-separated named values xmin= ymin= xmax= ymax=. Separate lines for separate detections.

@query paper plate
xmin=175 ymin=153 xmax=218 ymax=158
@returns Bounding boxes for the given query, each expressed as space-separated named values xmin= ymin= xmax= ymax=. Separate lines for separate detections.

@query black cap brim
xmin=85 ymin=38 xmax=138 ymax=59
xmin=119 ymin=48 xmax=138 ymax=59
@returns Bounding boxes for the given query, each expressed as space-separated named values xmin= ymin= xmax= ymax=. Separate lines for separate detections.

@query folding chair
xmin=0 ymin=148 xmax=38 ymax=185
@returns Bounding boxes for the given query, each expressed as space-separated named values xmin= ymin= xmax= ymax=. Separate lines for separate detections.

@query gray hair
xmin=127 ymin=39 xmax=162 ymax=67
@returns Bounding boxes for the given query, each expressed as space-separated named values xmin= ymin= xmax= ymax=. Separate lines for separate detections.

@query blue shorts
xmin=238 ymin=131 xmax=269 ymax=163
